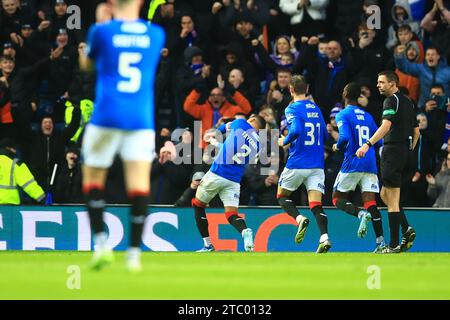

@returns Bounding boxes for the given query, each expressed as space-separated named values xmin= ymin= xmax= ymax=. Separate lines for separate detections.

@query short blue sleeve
xmin=86 ymin=24 xmax=100 ymax=59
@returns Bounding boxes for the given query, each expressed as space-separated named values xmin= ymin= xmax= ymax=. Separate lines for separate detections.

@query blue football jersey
xmin=336 ymin=105 xmax=380 ymax=174
xmin=211 ymin=119 xmax=260 ymax=183
xmin=283 ymin=100 xmax=327 ymax=170
xmin=86 ymin=19 xmax=165 ymax=130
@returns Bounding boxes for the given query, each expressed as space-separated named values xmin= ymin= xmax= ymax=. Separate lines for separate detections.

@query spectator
xmin=0 ymin=137 xmax=46 ymax=205
xmin=280 ymin=0 xmax=329 ymax=38
xmin=386 ymin=0 xmax=421 ymax=51
xmin=173 ymin=14 xmax=207 ymax=63
xmin=356 ymin=77 xmax=383 ymax=125
xmin=327 ymin=0 xmax=364 ymax=41
xmin=266 ymin=67 xmax=292 ymax=123
xmin=408 ymin=113 xmax=435 ymax=207
xmin=427 ymin=155 xmax=450 ymax=208
xmin=245 ymin=148 xmax=282 ymax=206
xmin=395 ymin=45 xmax=450 ymax=108
xmin=393 ymin=25 xmax=424 ymax=103
xmin=347 ymin=23 xmax=389 ymax=86
xmin=443 ymin=104 xmax=450 ymax=153
xmin=54 ymin=145 xmax=82 ymax=203
xmin=217 ymin=42 xmax=260 ymax=103
xmin=258 ymin=105 xmax=278 ymax=129
xmin=252 ymin=35 xmax=298 ymax=89
xmin=294 ymin=38 xmax=348 ymax=116
xmin=266 ymin=0 xmax=291 ymax=45
xmin=24 ymin=107 xmax=80 ymax=192
xmin=174 ymin=170 xmax=221 ymax=208
xmin=218 ymin=12 xmax=259 ymax=66
xmin=1 ymin=0 xmax=23 ymax=45
xmin=2 ymin=41 xmax=17 ymax=59
xmin=47 ymin=28 xmax=78 ymax=122
xmin=327 ymin=104 xmax=341 ymax=142
xmin=150 ymin=141 xmax=191 ymax=205
xmin=420 ymin=0 xmax=450 ymax=63
xmin=184 ymin=86 xmax=252 ymax=148
xmin=15 ymin=21 xmax=49 ymax=68
xmin=0 ymin=55 xmax=15 ymax=140
xmin=46 ymin=0 xmax=83 ymax=46
xmin=219 ymin=67 xmax=254 ymax=104
xmin=175 ymin=46 xmax=216 ymax=127
xmin=422 ymin=84 xmax=449 ymax=154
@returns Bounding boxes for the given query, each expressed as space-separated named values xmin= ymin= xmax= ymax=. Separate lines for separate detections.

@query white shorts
xmin=196 ymin=171 xmax=240 ymax=208
xmin=279 ymin=168 xmax=325 ymax=194
xmin=333 ymin=172 xmax=380 ymax=193
xmin=82 ymin=124 xmax=156 ymax=168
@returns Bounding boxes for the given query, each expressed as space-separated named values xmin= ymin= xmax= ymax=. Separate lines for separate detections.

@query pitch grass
xmin=0 ymin=252 xmax=449 ymax=300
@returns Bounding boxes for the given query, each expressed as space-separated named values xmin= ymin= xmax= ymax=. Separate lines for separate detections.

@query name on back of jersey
xmin=307 ymin=112 xmax=319 ymax=119
xmin=354 ymin=109 xmax=365 ymax=121
xmin=113 ymin=34 xmax=150 ymax=48
xmin=242 ymin=131 xmax=259 ymax=150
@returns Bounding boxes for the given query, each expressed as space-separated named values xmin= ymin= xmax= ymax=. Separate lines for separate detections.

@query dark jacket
xmin=27 ymin=107 xmax=81 ymax=191
xmin=245 ymin=164 xmax=279 ymax=206
xmin=415 ymin=128 xmax=436 ymax=175
xmin=294 ymin=44 xmax=348 ymax=116
xmin=0 ymin=9 xmax=22 ymax=43
xmin=427 ymin=169 xmax=450 ymax=208
xmin=48 ymin=44 xmax=78 ymax=99
xmin=150 ymin=158 xmax=191 ymax=205
xmin=54 ymin=162 xmax=82 ymax=204
xmin=347 ymin=41 xmax=390 ymax=85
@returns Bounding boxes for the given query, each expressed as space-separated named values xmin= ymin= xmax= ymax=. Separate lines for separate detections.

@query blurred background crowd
xmin=1 ymin=0 xmax=450 ymax=208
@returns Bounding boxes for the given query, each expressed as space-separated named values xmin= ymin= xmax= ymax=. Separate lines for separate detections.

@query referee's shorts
xmin=380 ymin=143 xmax=415 ymax=188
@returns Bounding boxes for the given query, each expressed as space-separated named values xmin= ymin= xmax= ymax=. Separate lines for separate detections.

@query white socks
xmin=319 ymin=234 xmax=329 ymax=243
xmin=203 ymin=237 xmax=212 ymax=247
xmin=127 ymin=247 xmax=141 ymax=260
xmin=94 ymin=232 xmax=107 ymax=251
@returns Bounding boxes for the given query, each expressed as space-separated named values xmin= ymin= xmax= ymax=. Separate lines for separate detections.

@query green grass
xmin=0 ymin=252 xmax=449 ymax=299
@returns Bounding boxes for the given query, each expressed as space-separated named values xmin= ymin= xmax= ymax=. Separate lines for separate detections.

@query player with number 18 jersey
xmin=332 ymin=83 xmax=386 ymax=252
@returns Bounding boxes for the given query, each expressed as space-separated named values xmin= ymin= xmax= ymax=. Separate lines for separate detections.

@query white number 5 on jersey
xmin=118 ymin=52 xmax=143 ymax=93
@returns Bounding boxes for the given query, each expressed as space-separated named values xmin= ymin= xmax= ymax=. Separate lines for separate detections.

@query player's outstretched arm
xmin=78 ymin=42 xmax=94 ymax=72
xmin=282 ymin=116 xmax=302 ymax=146
xmin=335 ymin=115 xmax=350 ymax=151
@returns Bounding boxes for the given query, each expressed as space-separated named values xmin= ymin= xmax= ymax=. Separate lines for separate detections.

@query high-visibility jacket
xmin=65 ymin=99 xmax=94 ymax=143
xmin=0 ymin=152 xmax=46 ymax=205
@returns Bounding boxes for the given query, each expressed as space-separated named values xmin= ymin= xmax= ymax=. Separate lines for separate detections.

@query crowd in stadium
xmin=0 ymin=0 xmax=450 ymax=208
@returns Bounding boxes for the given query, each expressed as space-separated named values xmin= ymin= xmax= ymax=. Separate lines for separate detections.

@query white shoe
xmin=89 ymin=246 xmax=114 ymax=271
xmin=126 ymin=248 xmax=142 ymax=273
xmin=242 ymin=228 xmax=254 ymax=252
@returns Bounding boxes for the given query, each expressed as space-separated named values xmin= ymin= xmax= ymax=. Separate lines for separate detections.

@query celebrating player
xmin=356 ymin=71 xmax=419 ymax=253
xmin=192 ymin=115 xmax=266 ymax=252
xmin=277 ymin=75 xmax=331 ymax=253
xmin=79 ymin=0 xmax=165 ymax=271
xmin=332 ymin=83 xmax=386 ymax=252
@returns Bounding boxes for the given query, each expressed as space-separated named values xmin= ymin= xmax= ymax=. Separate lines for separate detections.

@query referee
xmin=356 ymin=71 xmax=419 ymax=254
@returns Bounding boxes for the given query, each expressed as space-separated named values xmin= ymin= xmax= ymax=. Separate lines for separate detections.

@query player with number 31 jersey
xmin=277 ymin=75 xmax=331 ymax=254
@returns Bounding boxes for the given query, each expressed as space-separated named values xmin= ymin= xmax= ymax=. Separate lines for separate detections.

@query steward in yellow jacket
xmin=0 ymin=138 xmax=45 ymax=205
